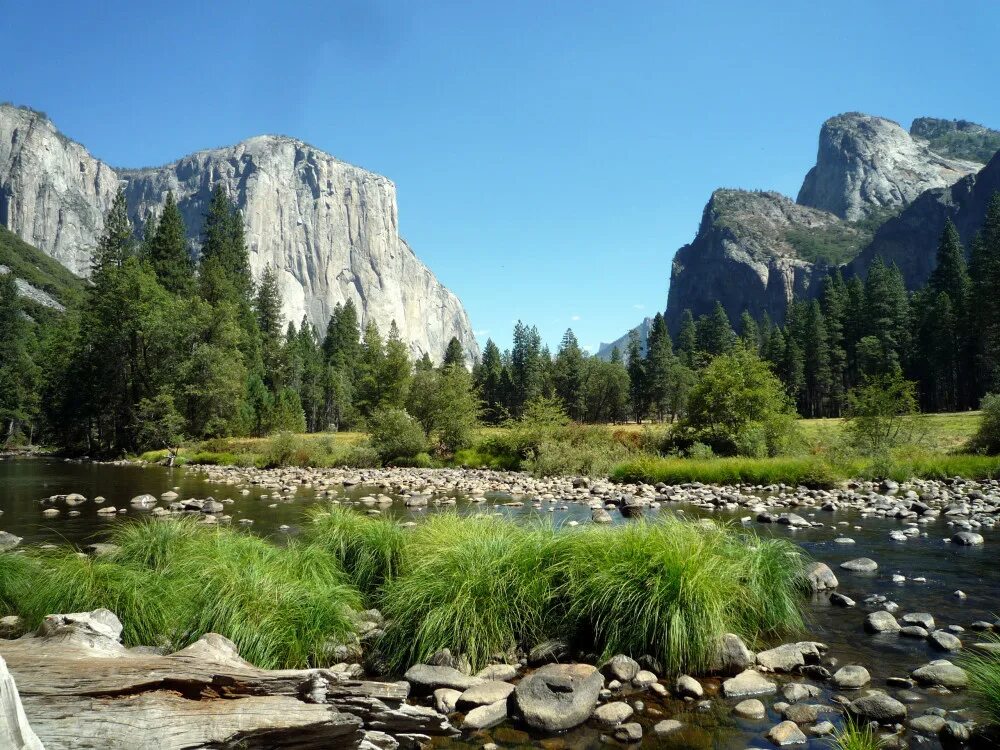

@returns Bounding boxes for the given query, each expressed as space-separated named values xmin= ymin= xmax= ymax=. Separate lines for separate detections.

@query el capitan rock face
xmin=796 ymin=112 xmax=981 ymax=222
xmin=0 ymin=104 xmax=479 ymax=363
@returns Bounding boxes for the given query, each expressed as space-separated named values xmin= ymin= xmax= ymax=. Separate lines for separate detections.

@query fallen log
xmin=0 ymin=609 xmax=454 ymax=749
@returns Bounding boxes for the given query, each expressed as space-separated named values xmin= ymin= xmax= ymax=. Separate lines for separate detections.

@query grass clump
xmin=377 ymin=515 xmax=557 ymax=672
xmin=959 ymin=634 xmax=1000 ymax=726
xmin=831 ymin=717 xmax=884 ymax=750
xmin=551 ymin=517 xmax=806 ymax=675
xmin=305 ymin=504 xmax=408 ymax=596
xmin=0 ymin=519 xmax=362 ymax=669
xmin=611 ymin=455 xmax=841 ymax=488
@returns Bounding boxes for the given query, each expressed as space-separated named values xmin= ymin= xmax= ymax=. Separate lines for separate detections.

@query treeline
xmin=0 ymin=187 xmax=476 ymax=455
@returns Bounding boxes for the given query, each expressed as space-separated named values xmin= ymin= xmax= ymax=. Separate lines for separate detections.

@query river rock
xmin=674 ymin=674 xmax=703 ymax=699
xmin=909 ymin=714 xmax=947 ymax=734
xmin=129 ymin=494 xmax=158 ymax=508
xmin=462 ymin=699 xmax=508 ymax=730
xmin=723 ymin=669 xmax=777 ymax=698
xmin=614 ymin=722 xmax=643 ymax=742
xmin=767 ymin=720 xmax=807 ymax=745
xmin=601 ymin=654 xmax=639 ymax=682
xmin=0 ymin=531 xmax=22 ymax=551
xmin=900 ymin=612 xmax=935 ymax=630
xmin=829 ymin=592 xmax=856 ymax=607
xmin=865 ymin=611 xmax=901 ymax=634
xmin=458 ymin=681 xmax=514 ymax=708
xmin=593 ymin=701 xmax=634 ymax=726
xmin=848 ymin=691 xmax=907 ymax=723
xmin=782 ymin=683 xmax=820 ymax=703
xmin=513 ymin=663 xmax=603 ymax=732
xmin=404 ymin=664 xmax=483 ymax=692
xmin=709 ymin=633 xmax=755 ymax=674
xmin=951 ymin=531 xmax=984 ymax=545
xmin=928 ymin=629 xmax=962 ymax=652
xmin=734 ymin=698 xmax=766 ymax=719
xmin=911 ymin=660 xmax=968 ymax=689
xmin=781 ymin=703 xmax=821 ymax=724
xmin=476 ymin=664 xmax=519 ymax=681
xmin=832 ymin=665 xmax=870 ymax=689
xmin=591 ymin=508 xmax=613 ymax=524
xmin=433 ymin=688 xmax=461 ymax=714
xmin=840 ymin=557 xmax=878 ymax=572
xmin=653 ymin=719 xmax=683 ymax=735
xmin=756 ymin=642 xmax=819 ymax=672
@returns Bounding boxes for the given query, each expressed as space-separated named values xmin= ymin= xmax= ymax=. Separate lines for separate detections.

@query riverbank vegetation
xmin=0 ymin=514 xmax=807 ymax=675
xmin=5 ymin=186 xmax=1000 ymax=489
xmin=960 ymin=636 xmax=1000 ymax=727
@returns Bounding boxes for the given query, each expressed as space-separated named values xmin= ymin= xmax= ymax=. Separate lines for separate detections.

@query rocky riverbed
xmin=1 ymin=458 xmax=999 ymax=748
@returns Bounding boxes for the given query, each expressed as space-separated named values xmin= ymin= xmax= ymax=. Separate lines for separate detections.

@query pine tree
xmin=696 ymin=301 xmax=736 ymax=357
xmin=739 ymin=310 xmax=760 ymax=353
xmin=442 ymin=337 xmax=465 ymax=368
xmin=800 ymin=300 xmax=831 ymax=417
xmin=511 ymin=321 xmax=543 ymax=416
xmin=626 ymin=329 xmax=647 ymax=423
xmin=322 ymin=300 xmax=362 ymax=372
xmin=255 ymin=266 xmax=284 ymax=391
xmin=552 ymin=329 xmax=584 ymax=420
xmin=863 ymin=258 xmax=911 ymax=375
xmin=474 ymin=339 xmax=505 ymax=424
xmin=381 ymin=321 xmax=412 ymax=408
xmin=0 ymin=272 xmax=38 ymax=441
xmin=92 ymin=187 xmax=134 ymax=275
xmin=355 ymin=321 xmax=385 ymax=417
xmin=971 ymin=193 xmax=1000 ymax=395
xmin=147 ymin=191 xmax=193 ymax=295
xmin=675 ymin=309 xmax=698 ymax=367
xmin=643 ymin=313 xmax=674 ymax=421
xmin=200 ymin=185 xmax=253 ymax=304
xmin=820 ymin=271 xmax=848 ymax=415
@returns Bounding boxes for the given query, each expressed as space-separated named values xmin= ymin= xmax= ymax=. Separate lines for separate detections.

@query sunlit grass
xmin=831 ymin=717 xmax=884 ymax=750
xmin=960 ymin=634 xmax=1000 ymax=726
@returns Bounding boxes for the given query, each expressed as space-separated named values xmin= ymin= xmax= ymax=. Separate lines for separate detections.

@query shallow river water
xmin=1 ymin=457 xmax=996 ymax=749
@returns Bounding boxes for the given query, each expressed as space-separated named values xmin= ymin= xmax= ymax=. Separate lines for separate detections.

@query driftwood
xmin=0 ymin=611 xmax=454 ymax=749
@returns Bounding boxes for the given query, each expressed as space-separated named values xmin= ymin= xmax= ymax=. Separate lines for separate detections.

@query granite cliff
xmin=0 ymin=104 xmax=479 ymax=363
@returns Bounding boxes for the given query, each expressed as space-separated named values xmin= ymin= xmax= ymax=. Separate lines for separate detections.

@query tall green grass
xmin=0 ymin=514 xmax=810 ymax=678
xmin=611 ymin=455 xmax=844 ymax=487
xmin=377 ymin=515 xmax=558 ymax=672
xmin=552 ymin=517 xmax=805 ymax=674
xmin=959 ymin=634 xmax=1000 ymax=726
xmin=0 ymin=519 xmax=361 ymax=669
xmin=305 ymin=504 xmax=408 ymax=596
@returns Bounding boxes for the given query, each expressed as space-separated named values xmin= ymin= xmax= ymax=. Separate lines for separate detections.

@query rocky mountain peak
xmin=796 ymin=112 xmax=981 ymax=221
xmin=0 ymin=104 xmax=479 ymax=364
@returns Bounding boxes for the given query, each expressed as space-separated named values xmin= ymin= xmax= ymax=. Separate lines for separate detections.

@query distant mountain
xmin=0 ymin=225 xmax=83 ymax=322
xmin=596 ymin=317 xmax=652 ymax=360
xmin=607 ymin=111 xmax=1000 ymax=343
xmin=0 ymin=103 xmax=479 ymax=363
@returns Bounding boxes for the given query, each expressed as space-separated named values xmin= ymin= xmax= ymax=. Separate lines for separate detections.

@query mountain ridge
xmin=0 ymin=103 xmax=480 ymax=363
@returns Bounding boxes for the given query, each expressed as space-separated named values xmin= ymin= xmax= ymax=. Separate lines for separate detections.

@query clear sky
xmin=4 ymin=1 xmax=999 ymax=353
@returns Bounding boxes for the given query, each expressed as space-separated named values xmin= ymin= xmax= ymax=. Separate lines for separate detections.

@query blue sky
xmin=4 ymin=1 xmax=999 ymax=353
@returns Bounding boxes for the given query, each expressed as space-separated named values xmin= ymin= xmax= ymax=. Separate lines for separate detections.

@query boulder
xmin=457 ymin=681 xmax=514 ymax=708
xmin=723 ymin=669 xmax=777 ymax=698
xmin=928 ymin=630 xmax=962 ymax=652
xmin=0 ymin=654 xmax=44 ymax=750
xmin=840 ymin=557 xmax=878 ymax=573
xmin=848 ymin=691 xmax=907 ymax=723
xmin=709 ymin=633 xmax=755 ymax=674
xmin=952 ymin=531 xmax=984 ymax=545
xmin=653 ymin=719 xmax=683 ymax=735
xmin=674 ymin=674 xmax=703 ymax=699
xmin=513 ymin=663 xmax=603 ymax=732
xmin=404 ymin=664 xmax=483 ymax=693
xmin=864 ymin=611 xmax=901 ymax=634
xmin=733 ymin=698 xmax=766 ymax=719
xmin=462 ymin=699 xmax=508 ymax=730
xmin=911 ymin=660 xmax=968 ymax=689
xmin=433 ymin=688 xmax=461 ymax=714
xmin=129 ymin=494 xmax=158 ymax=508
xmin=601 ymin=654 xmax=639 ymax=682
xmin=900 ymin=612 xmax=935 ymax=630
xmin=592 ymin=701 xmax=633 ymax=726
xmin=767 ymin=720 xmax=807 ymax=746
xmin=0 ymin=531 xmax=22 ymax=551
xmin=831 ymin=665 xmax=870 ymax=689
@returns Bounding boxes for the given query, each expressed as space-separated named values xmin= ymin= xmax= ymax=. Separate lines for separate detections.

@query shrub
xmin=675 ymin=344 xmax=797 ymax=457
xmin=551 ymin=517 xmax=806 ymax=675
xmin=971 ymin=393 xmax=1000 ymax=455
xmin=367 ymin=408 xmax=427 ymax=464
xmin=610 ymin=456 xmax=841 ymax=488
xmin=306 ymin=505 xmax=407 ymax=597
xmin=261 ymin=431 xmax=303 ymax=467
xmin=377 ymin=516 xmax=557 ymax=672
xmin=843 ymin=372 xmax=919 ymax=458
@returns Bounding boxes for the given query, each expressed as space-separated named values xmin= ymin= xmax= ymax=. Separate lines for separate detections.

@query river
xmin=0 ymin=456 xmax=996 ymax=749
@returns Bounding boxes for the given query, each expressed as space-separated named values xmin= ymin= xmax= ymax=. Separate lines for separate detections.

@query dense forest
xmin=2 ymin=187 xmax=1000 ymax=456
